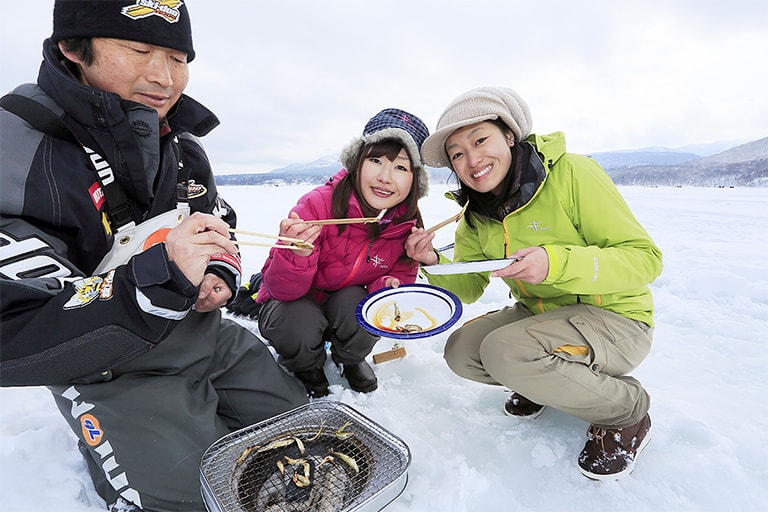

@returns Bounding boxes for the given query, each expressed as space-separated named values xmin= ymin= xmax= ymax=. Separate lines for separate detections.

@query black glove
xmin=227 ymin=272 xmax=263 ymax=318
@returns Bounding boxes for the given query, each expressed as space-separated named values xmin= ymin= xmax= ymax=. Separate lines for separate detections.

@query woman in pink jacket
xmin=255 ymin=109 xmax=430 ymax=397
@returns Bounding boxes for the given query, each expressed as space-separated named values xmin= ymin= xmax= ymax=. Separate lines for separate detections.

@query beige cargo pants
xmin=444 ymin=303 xmax=653 ymax=428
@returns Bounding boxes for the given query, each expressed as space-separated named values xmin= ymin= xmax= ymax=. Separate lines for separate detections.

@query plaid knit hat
xmin=339 ymin=108 xmax=430 ymax=198
xmin=52 ymin=0 xmax=195 ymax=61
xmin=421 ymin=87 xmax=533 ymax=169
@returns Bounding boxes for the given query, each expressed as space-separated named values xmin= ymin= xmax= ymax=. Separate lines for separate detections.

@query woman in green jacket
xmin=405 ymin=86 xmax=663 ymax=480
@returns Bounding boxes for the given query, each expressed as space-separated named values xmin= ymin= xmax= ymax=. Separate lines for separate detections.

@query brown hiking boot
xmin=578 ymin=413 xmax=652 ymax=480
xmin=503 ymin=392 xmax=545 ymax=419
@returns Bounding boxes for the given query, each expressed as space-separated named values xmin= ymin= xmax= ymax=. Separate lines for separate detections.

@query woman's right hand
xmin=405 ymin=227 xmax=439 ymax=265
xmin=279 ymin=212 xmax=321 ymax=257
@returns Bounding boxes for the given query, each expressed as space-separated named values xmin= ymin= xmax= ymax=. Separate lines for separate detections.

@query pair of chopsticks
xmin=228 ymin=209 xmax=387 ymax=250
xmin=424 ymin=202 xmax=469 ymax=234
xmin=305 ymin=208 xmax=387 ymax=226
xmin=228 ymin=228 xmax=314 ymax=251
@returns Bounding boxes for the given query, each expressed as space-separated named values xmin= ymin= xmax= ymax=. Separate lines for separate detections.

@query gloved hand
xmin=226 ymin=272 xmax=263 ymax=318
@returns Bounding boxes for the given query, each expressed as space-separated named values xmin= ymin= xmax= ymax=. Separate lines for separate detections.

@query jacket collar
xmin=37 ymin=38 xmax=219 ymax=138
xmin=36 ymin=38 xmax=220 ymax=209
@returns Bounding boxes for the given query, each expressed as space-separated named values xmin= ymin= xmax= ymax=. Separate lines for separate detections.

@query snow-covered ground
xmin=2 ymin=184 xmax=767 ymax=511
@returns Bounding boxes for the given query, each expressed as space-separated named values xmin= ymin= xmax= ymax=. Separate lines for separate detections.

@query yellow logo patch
xmin=121 ymin=0 xmax=184 ymax=24
xmin=63 ymin=276 xmax=104 ymax=309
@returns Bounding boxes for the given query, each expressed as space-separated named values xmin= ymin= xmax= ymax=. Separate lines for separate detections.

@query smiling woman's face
xmin=61 ymin=37 xmax=189 ymax=119
xmin=445 ymin=121 xmax=515 ymax=195
xmin=358 ymin=148 xmax=414 ymax=211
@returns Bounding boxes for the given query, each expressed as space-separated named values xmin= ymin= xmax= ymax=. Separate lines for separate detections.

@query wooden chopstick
xmin=231 ymin=240 xmax=303 ymax=250
xmin=305 ymin=217 xmax=380 ymax=226
xmin=305 ymin=208 xmax=387 ymax=226
xmin=228 ymin=228 xmax=314 ymax=251
xmin=227 ymin=228 xmax=304 ymax=245
xmin=424 ymin=202 xmax=469 ymax=234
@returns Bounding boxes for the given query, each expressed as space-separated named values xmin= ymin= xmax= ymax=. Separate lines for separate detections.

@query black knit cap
xmin=52 ymin=0 xmax=195 ymax=61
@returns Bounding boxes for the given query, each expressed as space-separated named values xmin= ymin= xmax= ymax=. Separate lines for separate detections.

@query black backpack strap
xmin=1 ymin=92 xmax=136 ymax=230
xmin=0 ymin=93 xmax=76 ymax=143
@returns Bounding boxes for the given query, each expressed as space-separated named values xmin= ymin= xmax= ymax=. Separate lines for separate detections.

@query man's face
xmin=65 ymin=38 xmax=189 ymax=119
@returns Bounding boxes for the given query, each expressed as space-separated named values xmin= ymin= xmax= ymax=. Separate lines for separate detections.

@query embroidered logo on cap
xmin=121 ymin=0 xmax=184 ymax=24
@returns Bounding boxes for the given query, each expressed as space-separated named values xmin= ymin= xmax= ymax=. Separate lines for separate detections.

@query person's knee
xmin=327 ymin=286 xmax=367 ymax=310
xmin=478 ymin=330 xmax=529 ymax=380
xmin=443 ymin=331 xmax=474 ymax=378
xmin=443 ymin=348 xmax=465 ymax=377
xmin=261 ymin=314 xmax=326 ymax=357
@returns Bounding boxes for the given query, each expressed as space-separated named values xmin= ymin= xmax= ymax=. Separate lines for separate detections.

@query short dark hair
xmin=58 ymin=37 xmax=95 ymax=66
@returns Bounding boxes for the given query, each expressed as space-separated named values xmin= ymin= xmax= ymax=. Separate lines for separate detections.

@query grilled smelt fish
xmin=255 ymin=454 xmax=353 ymax=512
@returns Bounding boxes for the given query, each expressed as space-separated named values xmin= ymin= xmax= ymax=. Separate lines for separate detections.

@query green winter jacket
xmin=423 ymin=131 xmax=663 ymax=326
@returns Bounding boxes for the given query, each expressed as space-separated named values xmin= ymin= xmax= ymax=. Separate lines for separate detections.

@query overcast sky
xmin=2 ymin=1 xmax=767 ymax=173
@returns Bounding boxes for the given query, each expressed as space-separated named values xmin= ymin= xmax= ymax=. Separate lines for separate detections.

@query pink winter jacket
xmin=258 ymin=170 xmax=419 ymax=304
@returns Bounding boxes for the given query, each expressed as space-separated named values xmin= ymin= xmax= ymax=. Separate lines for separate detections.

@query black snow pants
xmin=257 ymin=286 xmax=379 ymax=372
xmin=49 ymin=310 xmax=308 ymax=511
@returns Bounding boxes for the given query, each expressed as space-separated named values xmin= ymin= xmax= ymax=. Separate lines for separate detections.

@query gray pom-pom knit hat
xmin=421 ymin=87 xmax=533 ymax=169
xmin=339 ymin=108 xmax=430 ymax=198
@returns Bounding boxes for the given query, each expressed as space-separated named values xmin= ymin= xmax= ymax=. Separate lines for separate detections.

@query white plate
xmin=420 ymin=258 xmax=519 ymax=275
xmin=356 ymin=284 xmax=462 ymax=339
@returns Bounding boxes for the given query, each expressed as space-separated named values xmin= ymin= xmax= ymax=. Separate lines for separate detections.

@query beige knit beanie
xmin=421 ymin=87 xmax=533 ymax=169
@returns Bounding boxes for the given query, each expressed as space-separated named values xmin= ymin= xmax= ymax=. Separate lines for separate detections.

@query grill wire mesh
xmin=201 ymin=401 xmax=410 ymax=512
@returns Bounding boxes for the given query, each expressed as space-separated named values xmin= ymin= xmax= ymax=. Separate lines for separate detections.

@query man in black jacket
xmin=0 ymin=2 xmax=308 ymax=510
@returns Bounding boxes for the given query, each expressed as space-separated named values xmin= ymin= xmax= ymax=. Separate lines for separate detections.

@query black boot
xmin=503 ymin=392 xmax=545 ymax=419
xmin=340 ymin=361 xmax=378 ymax=393
xmin=294 ymin=367 xmax=329 ymax=398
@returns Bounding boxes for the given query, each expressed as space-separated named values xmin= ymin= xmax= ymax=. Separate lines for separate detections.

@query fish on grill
xmin=254 ymin=454 xmax=353 ymax=512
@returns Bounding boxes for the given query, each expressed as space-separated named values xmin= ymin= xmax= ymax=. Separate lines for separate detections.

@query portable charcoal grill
xmin=200 ymin=401 xmax=411 ymax=512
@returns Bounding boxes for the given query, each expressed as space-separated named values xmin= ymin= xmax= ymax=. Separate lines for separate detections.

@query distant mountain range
xmin=214 ymin=137 xmax=768 ymax=188
xmin=599 ymin=137 xmax=768 ymax=187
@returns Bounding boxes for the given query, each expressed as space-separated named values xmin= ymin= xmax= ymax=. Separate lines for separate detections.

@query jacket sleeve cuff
xmin=541 ymin=244 xmax=563 ymax=284
xmin=208 ymin=252 xmax=242 ymax=285
xmin=128 ymin=243 xmax=198 ymax=311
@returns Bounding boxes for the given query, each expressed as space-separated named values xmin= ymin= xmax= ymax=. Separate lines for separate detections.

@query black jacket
xmin=0 ymin=39 xmax=240 ymax=386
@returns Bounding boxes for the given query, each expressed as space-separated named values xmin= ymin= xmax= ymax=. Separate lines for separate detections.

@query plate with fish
xmin=356 ymin=283 xmax=462 ymax=339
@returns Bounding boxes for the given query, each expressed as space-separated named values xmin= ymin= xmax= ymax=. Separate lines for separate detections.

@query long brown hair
xmin=331 ymin=139 xmax=423 ymax=237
